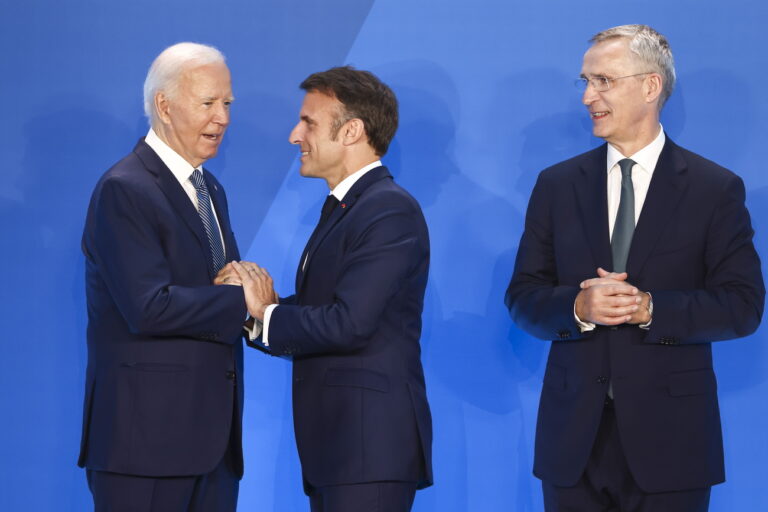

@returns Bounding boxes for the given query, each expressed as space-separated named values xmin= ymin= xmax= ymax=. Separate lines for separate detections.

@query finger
xmin=239 ymin=261 xmax=256 ymax=273
xmin=604 ymin=294 xmax=642 ymax=307
xmin=598 ymin=303 xmax=639 ymax=317
xmin=588 ymin=283 xmax=637 ymax=296
xmin=607 ymin=283 xmax=638 ymax=296
xmin=581 ymin=277 xmax=627 ymax=289
xmin=597 ymin=267 xmax=628 ymax=281
xmin=231 ymin=261 xmax=251 ymax=280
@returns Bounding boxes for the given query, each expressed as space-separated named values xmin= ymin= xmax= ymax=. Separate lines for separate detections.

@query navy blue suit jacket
xmin=505 ymin=138 xmax=764 ymax=492
xmin=265 ymin=166 xmax=433 ymax=491
xmin=78 ymin=139 xmax=248 ymax=477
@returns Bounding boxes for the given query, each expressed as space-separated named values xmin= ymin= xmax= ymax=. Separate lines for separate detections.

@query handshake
xmin=214 ymin=261 xmax=279 ymax=321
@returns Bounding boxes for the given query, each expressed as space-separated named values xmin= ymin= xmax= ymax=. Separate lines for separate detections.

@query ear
xmin=644 ymin=73 xmax=663 ymax=105
xmin=341 ymin=118 xmax=366 ymax=146
xmin=155 ymin=92 xmax=172 ymax=125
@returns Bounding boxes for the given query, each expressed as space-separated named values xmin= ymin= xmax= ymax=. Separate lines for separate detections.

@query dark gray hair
xmin=590 ymin=25 xmax=676 ymax=109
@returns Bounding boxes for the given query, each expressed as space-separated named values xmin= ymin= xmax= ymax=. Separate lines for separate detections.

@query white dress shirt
xmin=144 ymin=128 xmax=226 ymax=253
xmin=257 ymin=160 xmax=383 ymax=346
xmin=576 ymin=126 xmax=665 ymax=332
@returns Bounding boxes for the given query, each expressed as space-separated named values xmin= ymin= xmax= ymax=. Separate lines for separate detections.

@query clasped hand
xmin=214 ymin=261 xmax=278 ymax=321
xmin=575 ymin=267 xmax=651 ymax=326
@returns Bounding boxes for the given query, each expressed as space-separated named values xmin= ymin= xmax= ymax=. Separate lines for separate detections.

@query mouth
xmin=590 ymin=111 xmax=609 ymax=120
xmin=202 ymin=133 xmax=222 ymax=142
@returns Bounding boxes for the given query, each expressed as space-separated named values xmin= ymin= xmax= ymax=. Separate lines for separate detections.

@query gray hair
xmin=590 ymin=25 xmax=676 ymax=109
xmin=143 ymin=42 xmax=226 ymax=126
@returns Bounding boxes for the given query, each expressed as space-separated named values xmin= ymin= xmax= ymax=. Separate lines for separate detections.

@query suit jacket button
xmin=225 ymin=371 xmax=236 ymax=380
xmin=596 ymin=376 xmax=608 ymax=384
xmin=557 ymin=330 xmax=571 ymax=339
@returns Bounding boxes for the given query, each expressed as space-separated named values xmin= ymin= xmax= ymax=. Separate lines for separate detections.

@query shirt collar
xmin=145 ymin=128 xmax=200 ymax=183
xmin=606 ymin=124 xmax=666 ymax=176
xmin=330 ymin=160 xmax=382 ymax=201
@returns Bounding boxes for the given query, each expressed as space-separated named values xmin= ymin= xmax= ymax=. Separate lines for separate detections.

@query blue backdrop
xmin=2 ymin=0 xmax=767 ymax=510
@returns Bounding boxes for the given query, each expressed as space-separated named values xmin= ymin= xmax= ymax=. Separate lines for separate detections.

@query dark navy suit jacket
xmin=79 ymin=139 xmax=248 ymax=477
xmin=265 ymin=166 xmax=433 ymax=492
xmin=505 ymin=138 xmax=764 ymax=493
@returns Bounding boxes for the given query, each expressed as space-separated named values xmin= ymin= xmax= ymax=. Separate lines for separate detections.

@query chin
xmin=592 ymin=127 xmax=609 ymax=140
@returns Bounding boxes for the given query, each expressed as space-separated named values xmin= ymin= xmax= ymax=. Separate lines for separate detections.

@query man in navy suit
xmin=79 ymin=43 xmax=248 ymax=511
xmin=232 ymin=66 xmax=432 ymax=512
xmin=505 ymin=25 xmax=764 ymax=511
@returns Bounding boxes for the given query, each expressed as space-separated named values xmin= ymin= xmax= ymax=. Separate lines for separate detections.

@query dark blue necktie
xmin=611 ymin=158 xmax=636 ymax=273
xmin=300 ymin=194 xmax=339 ymax=273
xmin=190 ymin=169 xmax=226 ymax=273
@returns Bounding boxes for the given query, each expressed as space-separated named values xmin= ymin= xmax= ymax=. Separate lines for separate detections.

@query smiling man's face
xmin=581 ymin=38 xmax=657 ymax=154
xmin=288 ymin=90 xmax=349 ymax=187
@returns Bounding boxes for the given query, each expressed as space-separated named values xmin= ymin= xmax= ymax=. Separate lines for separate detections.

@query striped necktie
xmin=190 ymin=169 xmax=226 ymax=273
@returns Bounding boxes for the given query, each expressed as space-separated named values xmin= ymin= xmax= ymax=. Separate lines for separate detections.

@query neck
xmin=151 ymin=124 xmax=203 ymax=168
xmin=325 ymin=153 xmax=379 ymax=190
xmin=610 ymin=120 xmax=661 ymax=157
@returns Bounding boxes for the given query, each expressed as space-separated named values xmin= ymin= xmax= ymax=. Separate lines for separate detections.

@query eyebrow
xmin=300 ymin=114 xmax=314 ymax=124
xmin=201 ymin=96 xmax=235 ymax=102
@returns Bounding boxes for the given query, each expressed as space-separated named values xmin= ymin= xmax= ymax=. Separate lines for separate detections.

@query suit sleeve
xmin=84 ymin=176 xmax=247 ymax=343
xmin=267 ymin=198 xmax=426 ymax=356
xmin=505 ymin=172 xmax=589 ymax=341
xmin=644 ymin=175 xmax=764 ymax=344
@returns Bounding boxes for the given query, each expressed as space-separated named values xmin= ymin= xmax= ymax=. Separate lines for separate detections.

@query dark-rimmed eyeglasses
xmin=575 ymin=73 xmax=651 ymax=92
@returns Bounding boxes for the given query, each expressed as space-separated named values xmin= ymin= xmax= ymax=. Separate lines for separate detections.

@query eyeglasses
xmin=575 ymin=73 xmax=651 ymax=92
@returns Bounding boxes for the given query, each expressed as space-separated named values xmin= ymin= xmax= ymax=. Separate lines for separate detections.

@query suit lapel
xmin=295 ymin=166 xmax=393 ymax=293
xmin=626 ymin=137 xmax=687 ymax=276
xmin=133 ymin=140 xmax=214 ymax=275
xmin=574 ymin=145 xmax=613 ymax=271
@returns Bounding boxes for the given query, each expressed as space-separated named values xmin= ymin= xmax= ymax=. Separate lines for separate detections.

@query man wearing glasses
xmin=505 ymin=25 xmax=763 ymax=511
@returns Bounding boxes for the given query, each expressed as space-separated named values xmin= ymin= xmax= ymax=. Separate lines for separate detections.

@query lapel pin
xmin=341 ymin=203 xmax=346 ymax=208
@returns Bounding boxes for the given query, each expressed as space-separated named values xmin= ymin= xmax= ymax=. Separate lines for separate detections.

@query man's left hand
xmin=581 ymin=268 xmax=652 ymax=325
xmin=231 ymin=261 xmax=277 ymax=321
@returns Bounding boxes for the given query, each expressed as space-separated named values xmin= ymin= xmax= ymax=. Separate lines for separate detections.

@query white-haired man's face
xmin=155 ymin=61 xmax=233 ymax=168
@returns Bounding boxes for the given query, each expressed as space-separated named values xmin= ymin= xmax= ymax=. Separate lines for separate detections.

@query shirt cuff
xmin=574 ymin=302 xmax=595 ymax=333
xmin=244 ymin=315 xmax=263 ymax=341
xmin=639 ymin=292 xmax=653 ymax=330
xmin=262 ymin=304 xmax=278 ymax=347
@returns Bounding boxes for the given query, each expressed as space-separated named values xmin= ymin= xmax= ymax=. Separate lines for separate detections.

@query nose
xmin=212 ymin=102 xmax=230 ymax=126
xmin=289 ymin=123 xmax=302 ymax=145
xmin=582 ymin=81 xmax=599 ymax=105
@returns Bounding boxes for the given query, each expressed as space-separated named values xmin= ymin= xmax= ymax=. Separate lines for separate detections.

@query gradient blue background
xmin=2 ymin=0 xmax=767 ymax=510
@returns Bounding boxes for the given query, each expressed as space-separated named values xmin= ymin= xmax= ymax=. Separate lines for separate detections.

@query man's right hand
xmin=214 ymin=262 xmax=243 ymax=286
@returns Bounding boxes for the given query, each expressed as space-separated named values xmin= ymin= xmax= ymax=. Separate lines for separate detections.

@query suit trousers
xmin=87 ymin=432 xmax=239 ymax=512
xmin=542 ymin=400 xmax=711 ymax=512
xmin=309 ymin=481 xmax=418 ymax=512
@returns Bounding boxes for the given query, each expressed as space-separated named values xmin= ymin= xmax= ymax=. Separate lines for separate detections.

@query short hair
xmin=143 ymin=42 xmax=226 ymax=126
xmin=300 ymin=66 xmax=398 ymax=156
xmin=590 ymin=24 xmax=676 ymax=109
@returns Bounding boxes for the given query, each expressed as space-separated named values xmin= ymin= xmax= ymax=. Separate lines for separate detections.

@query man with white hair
xmin=79 ymin=42 xmax=247 ymax=511
xmin=506 ymin=25 xmax=764 ymax=511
